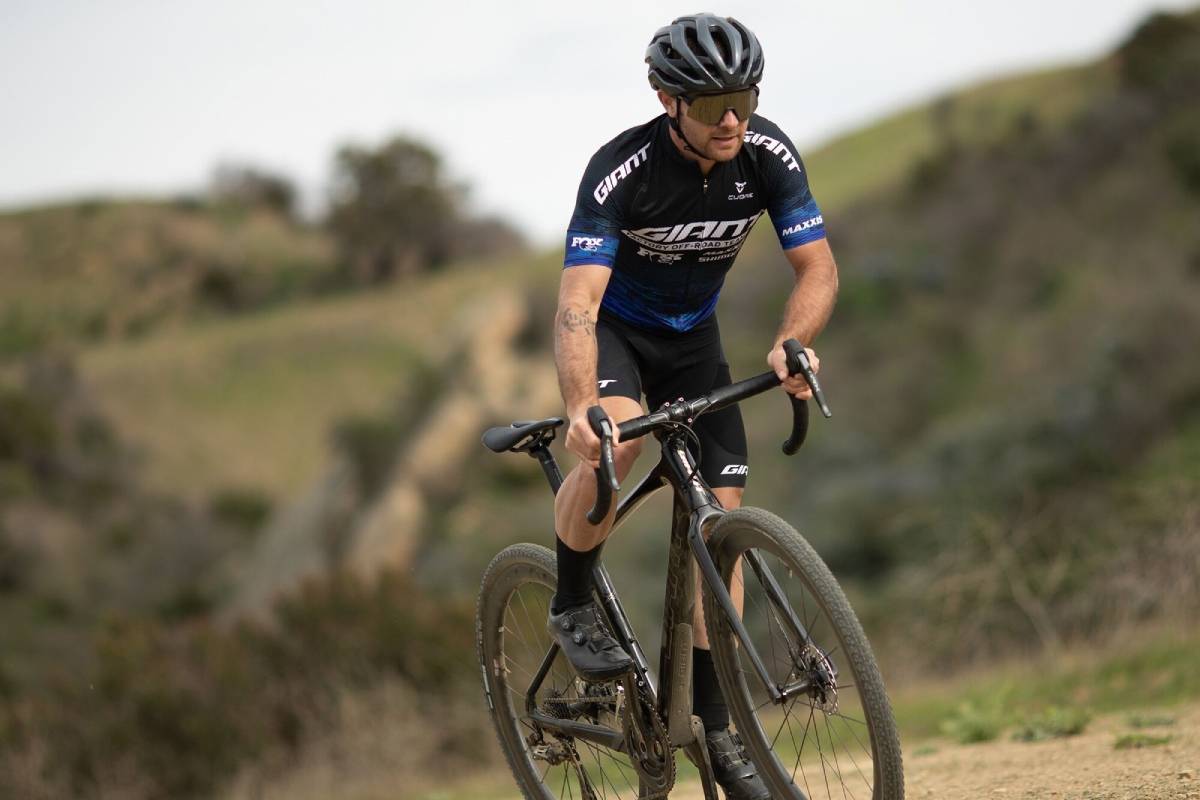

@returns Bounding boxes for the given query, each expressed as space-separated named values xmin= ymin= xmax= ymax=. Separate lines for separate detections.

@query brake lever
xmin=586 ymin=405 xmax=618 ymax=524
xmin=781 ymin=339 xmax=832 ymax=456
xmin=783 ymin=339 xmax=832 ymax=419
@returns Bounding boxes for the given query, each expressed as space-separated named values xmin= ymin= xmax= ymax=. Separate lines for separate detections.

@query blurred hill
xmin=1 ymin=8 xmax=1198 ymax=798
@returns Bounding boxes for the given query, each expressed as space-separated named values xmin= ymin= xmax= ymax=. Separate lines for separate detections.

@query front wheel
xmin=701 ymin=507 xmax=904 ymax=800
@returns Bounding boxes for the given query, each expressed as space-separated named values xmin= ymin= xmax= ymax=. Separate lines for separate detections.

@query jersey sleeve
xmin=563 ymin=144 xmax=640 ymax=268
xmin=746 ymin=117 xmax=826 ymax=251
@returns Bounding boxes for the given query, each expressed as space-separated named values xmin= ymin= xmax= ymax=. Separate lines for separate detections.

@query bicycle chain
xmin=620 ymin=672 xmax=675 ymax=798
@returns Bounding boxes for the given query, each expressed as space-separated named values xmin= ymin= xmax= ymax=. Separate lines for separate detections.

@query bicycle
xmin=476 ymin=340 xmax=904 ymax=799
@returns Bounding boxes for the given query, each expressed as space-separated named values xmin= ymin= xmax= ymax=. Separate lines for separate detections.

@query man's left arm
xmin=768 ymin=239 xmax=838 ymax=399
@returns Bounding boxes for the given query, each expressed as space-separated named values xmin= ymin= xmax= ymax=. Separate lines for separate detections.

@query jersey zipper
xmin=685 ymin=174 xmax=709 ymax=310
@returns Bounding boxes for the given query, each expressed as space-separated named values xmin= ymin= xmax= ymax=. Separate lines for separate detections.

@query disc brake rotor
xmin=800 ymin=641 xmax=839 ymax=714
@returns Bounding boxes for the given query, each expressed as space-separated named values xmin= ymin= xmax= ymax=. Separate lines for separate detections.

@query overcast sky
xmin=1 ymin=1 xmax=1194 ymax=243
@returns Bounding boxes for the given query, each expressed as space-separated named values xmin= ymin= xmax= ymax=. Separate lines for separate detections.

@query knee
xmin=614 ymin=437 xmax=643 ymax=475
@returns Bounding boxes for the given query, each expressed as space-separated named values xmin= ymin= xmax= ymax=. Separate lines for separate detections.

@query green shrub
xmin=1114 ymin=732 xmax=1172 ymax=749
xmin=1011 ymin=706 xmax=1091 ymax=742
xmin=939 ymin=700 xmax=1007 ymax=743
xmin=1126 ymin=712 xmax=1176 ymax=729
xmin=18 ymin=569 xmax=477 ymax=798
xmin=210 ymin=488 xmax=273 ymax=536
xmin=1164 ymin=115 xmax=1200 ymax=198
xmin=1117 ymin=11 xmax=1200 ymax=91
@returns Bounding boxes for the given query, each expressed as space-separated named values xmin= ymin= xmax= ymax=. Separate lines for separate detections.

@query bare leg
xmin=553 ymin=395 xmax=645 ymax=552
xmin=694 ymin=486 xmax=744 ymax=650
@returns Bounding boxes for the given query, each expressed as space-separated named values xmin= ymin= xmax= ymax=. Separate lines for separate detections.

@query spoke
xmin=514 ymin=589 xmax=548 ymax=667
xmin=791 ymin=703 xmax=816 ymax=800
xmin=579 ymin=735 xmax=638 ymax=798
xmin=832 ymin=710 xmax=875 ymax=764
xmin=821 ymin=713 xmax=851 ymax=800
xmin=500 ymin=653 xmax=539 ymax=687
xmin=501 ymin=622 xmax=533 ymax=652
xmin=769 ymin=695 xmax=800 ymax=751
xmin=812 ymin=706 xmax=834 ymax=800
xmin=833 ymin=714 xmax=875 ymax=794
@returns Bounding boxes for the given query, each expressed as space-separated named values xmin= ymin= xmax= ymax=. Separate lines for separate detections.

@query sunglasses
xmin=678 ymin=86 xmax=759 ymax=125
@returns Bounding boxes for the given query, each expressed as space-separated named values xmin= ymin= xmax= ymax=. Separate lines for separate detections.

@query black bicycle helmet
xmin=645 ymin=13 xmax=764 ymax=96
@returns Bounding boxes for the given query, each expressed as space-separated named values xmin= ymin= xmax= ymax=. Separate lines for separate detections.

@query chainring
xmin=620 ymin=673 xmax=675 ymax=797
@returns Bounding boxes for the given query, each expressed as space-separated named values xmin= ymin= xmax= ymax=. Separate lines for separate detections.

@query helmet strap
xmin=669 ymin=99 xmax=706 ymax=158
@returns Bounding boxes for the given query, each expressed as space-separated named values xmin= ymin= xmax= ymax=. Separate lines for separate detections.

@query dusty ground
xmin=664 ymin=703 xmax=1200 ymax=800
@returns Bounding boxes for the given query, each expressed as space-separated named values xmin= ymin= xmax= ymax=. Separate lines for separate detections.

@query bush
xmin=210 ymin=488 xmax=273 ymax=536
xmin=1164 ymin=114 xmax=1200 ymax=198
xmin=1117 ymin=11 xmax=1200 ymax=92
xmin=1011 ymin=706 xmax=1091 ymax=742
xmin=940 ymin=700 xmax=1007 ymax=743
xmin=14 ymin=569 xmax=476 ymax=798
xmin=1114 ymin=732 xmax=1172 ymax=749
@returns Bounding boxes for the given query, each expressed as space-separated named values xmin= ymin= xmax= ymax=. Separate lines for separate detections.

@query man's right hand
xmin=565 ymin=406 xmax=619 ymax=468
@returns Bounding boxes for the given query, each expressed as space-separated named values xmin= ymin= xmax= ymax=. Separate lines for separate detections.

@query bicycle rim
xmin=477 ymin=544 xmax=648 ymax=799
xmin=703 ymin=508 xmax=904 ymax=800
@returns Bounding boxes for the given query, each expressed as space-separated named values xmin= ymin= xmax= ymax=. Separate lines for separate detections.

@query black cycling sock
xmin=692 ymin=646 xmax=729 ymax=733
xmin=552 ymin=537 xmax=602 ymax=613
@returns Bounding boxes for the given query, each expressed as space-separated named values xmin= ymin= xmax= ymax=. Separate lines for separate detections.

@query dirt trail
xmin=665 ymin=703 xmax=1200 ymax=800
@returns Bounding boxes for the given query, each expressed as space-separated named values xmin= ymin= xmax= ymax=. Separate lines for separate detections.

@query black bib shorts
xmin=596 ymin=310 xmax=749 ymax=489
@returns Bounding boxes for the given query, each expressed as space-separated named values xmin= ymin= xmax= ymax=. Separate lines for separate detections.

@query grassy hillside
xmin=0 ymin=56 xmax=1116 ymax=501
xmin=79 ymin=252 xmax=556 ymax=498
xmin=2 ymin=9 xmax=1198 ymax=798
xmin=805 ymin=60 xmax=1117 ymax=214
xmin=0 ymin=200 xmax=334 ymax=356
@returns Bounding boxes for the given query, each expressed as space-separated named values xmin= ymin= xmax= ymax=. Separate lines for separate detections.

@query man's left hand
xmin=768 ymin=343 xmax=820 ymax=399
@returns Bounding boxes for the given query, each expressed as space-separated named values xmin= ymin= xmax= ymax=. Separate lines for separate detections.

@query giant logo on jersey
xmin=594 ymin=143 xmax=652 ymax=205
xmin=624 ymin=211 xmax=764 ymax=258
xmin=745 ymin=130 xmax=802 ymax=173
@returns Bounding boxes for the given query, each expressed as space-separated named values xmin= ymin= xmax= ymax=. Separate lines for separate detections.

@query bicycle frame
xmin=520 ymin=423 xmax=811 ymax=758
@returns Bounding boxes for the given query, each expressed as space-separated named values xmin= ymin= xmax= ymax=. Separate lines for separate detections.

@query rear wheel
xmin=476 ymin=543 xmax=652 ymax=799
xmin=702 ymin=508 xmax=904 ymax=800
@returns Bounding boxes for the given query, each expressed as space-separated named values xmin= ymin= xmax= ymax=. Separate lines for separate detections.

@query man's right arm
xmin=555 ymin=264 xmax=612 ymax=465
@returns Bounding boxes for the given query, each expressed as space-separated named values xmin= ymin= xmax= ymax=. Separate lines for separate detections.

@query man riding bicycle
xmin=549 ymin=13 xmax=837 ymax=799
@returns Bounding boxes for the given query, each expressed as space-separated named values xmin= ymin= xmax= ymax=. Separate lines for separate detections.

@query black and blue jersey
xmin=565 ymin=113 xmax=825 ymax=333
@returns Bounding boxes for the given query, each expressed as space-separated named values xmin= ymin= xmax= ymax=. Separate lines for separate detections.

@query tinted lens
xmin=684 ymin=89 xmax=758 ymax=125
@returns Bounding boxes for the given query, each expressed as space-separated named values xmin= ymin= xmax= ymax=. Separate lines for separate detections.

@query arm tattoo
xmin=559 ymin=308 xmax=596 ymax=336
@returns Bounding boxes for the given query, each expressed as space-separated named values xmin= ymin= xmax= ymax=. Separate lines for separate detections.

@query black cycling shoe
xmin=706 ymin=729 xmax=771 ymax=800
xmin=547 ymin=601 xmax=633 ymax=682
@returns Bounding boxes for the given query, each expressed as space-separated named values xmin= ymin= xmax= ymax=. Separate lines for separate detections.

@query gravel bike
xmin=477 ymin=340 xmax=904 ymax=799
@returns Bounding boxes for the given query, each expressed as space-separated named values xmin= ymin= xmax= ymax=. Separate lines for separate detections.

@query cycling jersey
xmin=565 ymin=113 xmax=825 ymax=333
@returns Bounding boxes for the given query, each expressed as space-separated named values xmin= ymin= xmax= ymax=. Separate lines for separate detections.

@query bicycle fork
xmin=660 ymin=432 xmax=825 ymax=709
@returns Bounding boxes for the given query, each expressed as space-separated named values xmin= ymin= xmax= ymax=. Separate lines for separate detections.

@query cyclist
xmin=550 ymin=13 xmax=837 ymax=798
